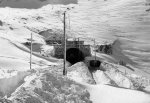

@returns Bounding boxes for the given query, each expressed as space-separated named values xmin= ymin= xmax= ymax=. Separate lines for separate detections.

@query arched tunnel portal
xmin=66 ymin=48 xmax=85 ymax=65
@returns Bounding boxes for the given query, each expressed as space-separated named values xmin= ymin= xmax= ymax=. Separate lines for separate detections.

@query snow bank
xmin=0 ymin=64 xmax=149 ymax=103
xmin=0 ymin=36 xmax=57 ymax=71
xmin=67 ymin=62 xmax=95 ymax=84
xmin=7 ymin=67 xmax=92 ymax=103
xmin=92 ymin=70 xmax=113 ymax=85
xmin=86 ymin=84 xmax=150 ymax=103
xmin=40 ymin=45 xmax=55 ymax=57
xmin=93 ymin=61 xmax=150 ymax=91
xmin=0 ymin=71 xmax=31 ymax=97
xmin=92 ymin=62 xmax=133 ymax=89
xmin=0 ymin=69 xmax=17 ymax=79
xmin=144 ymin=86 xmax=150 ymax=93
xmin=112 ymin=39 xmax=135 ymax=64
xmin=103 ymin=63 xmax=134 ymax=88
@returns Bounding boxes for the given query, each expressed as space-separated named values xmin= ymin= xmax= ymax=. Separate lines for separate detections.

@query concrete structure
xmin=54 ymin=44 xmax=91 ymax=58
xmin=46 ymin=39 xmax=91 ymax=59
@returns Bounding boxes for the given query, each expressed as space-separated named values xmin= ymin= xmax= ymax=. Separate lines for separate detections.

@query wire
xmin=68 ymin=13 xmax=70 ymax=30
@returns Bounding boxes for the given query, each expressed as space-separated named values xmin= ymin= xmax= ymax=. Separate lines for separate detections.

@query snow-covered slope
xmin=93 ymin=61 xmax=150 ymax=90
xmin=0 ymin=0 xmax=150 ymax=76
xmin=0 ymin=6 xmax=60 ymax=72
xmin=68 ymin=0 xmax=150 ymax=76
xmin=1 ymin=62 xmax=149 ymax=103
xmin=93 ymin=62 xmax=134 ymax=89
xmin=0 ymin=0 xmax=150 ymax=102
xmin=87 ymin=84 xmax=150 ymax=103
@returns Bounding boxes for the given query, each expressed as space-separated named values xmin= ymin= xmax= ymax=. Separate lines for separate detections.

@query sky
xmin=0 ymin=0 xmax=78 ymax=9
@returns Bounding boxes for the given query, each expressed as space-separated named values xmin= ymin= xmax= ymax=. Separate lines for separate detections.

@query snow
xmin=66 ymin=62 xmax=150 ymax=103
xmin=87 ymin=84 xmax=150 ymax=103
xmin=0 ymin=6 xmax=59 ymax=97
xmin=67 ymin=62 xmax=95 ymax=84
xmin=69 ymin=0 xmax=150 ymax=76
xmin=0 ymin=62 xmax=150 ymax=103
xmin=0 ymin=0 xmax=150 ymax=102
xmin=0 ymin=38 xmax=57 ymax=71
xmin=0 ymin=0 xmax=149 ymax=75
xmin=92 ymin=70 xmax=111 ymax=84
xmin=0 ymin=71 xmax=30 ymax=97
xmin=40 ymin=45 xmax=55 ymax=56
xmin=103 ymin=63 xmax=134 ymax=88
xmin=0 ymin=69 xmax=17 ymax=79
xmin=144 ymin=86 xmax=150 ymax=93
xmin=7 ymin=67 xmax=92 ymax=103
xmin=0 ymin=6 xmax=59 ymax=73
xmin=23 ymin=74 xmax=40 ymax=88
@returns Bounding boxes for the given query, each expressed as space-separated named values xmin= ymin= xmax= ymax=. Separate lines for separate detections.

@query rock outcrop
xmin=95 ymin=44 xmax=113 ymax=55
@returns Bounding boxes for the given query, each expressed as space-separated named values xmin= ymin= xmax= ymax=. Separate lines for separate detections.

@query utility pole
xmin=94 ymin=39 xmax=96 ymax=60
xmin=78 ymin=37 xmax=80 ymax=48
xmin=63 ymin=11 xmax=67 ymax=75
xmin=30 ymin=33 xmax=33 ymax=70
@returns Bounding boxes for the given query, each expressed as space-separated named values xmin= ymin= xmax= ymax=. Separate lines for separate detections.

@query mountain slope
xmin=68 ymin=0 xmax=150 ymax=76
xmin=0 ymin=0 xmax=150 ymax=102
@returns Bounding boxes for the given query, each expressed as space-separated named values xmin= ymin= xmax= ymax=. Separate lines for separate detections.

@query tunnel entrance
xmin=66 ymin=48 xmax=85 ymax=65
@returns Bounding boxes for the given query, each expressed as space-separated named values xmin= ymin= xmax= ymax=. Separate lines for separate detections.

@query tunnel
xmin=66 ymin=48 xmax=85 ymax=65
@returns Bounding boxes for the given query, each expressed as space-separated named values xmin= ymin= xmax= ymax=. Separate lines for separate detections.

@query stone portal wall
xmin=54 ymin=44 xmax=91 ymax=58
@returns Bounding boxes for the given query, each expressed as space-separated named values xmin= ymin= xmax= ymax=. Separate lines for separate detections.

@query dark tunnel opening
xmin=66 ymin=48 xmax=85 ymax=65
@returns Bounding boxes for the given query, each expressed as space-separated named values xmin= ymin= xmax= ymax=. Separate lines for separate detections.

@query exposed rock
xmin=146 ymin=8 xmax=150 ymax=12
xmin=0 ymin=20 xmax=3 ymax=26
xmin=95 ymin=44 xmax=113 ymax=55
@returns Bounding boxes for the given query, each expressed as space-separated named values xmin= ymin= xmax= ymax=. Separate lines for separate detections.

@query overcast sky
xmin=0 ymin=0 xmax=78 ymax=9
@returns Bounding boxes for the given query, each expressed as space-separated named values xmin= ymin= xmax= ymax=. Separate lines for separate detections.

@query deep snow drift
xmin=1 ymin=62 xmax=150 ymax=103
